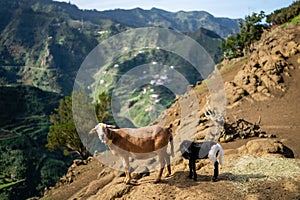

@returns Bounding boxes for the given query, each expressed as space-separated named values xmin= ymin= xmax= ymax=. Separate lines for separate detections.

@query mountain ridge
xmin=97 ymin=7 xmax=241 ymax=38
xmin=0 ymin=0 xmax=239 ymax=95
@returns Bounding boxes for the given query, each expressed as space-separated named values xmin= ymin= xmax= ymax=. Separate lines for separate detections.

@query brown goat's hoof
xmin=125 ymin=180 xmax=131 ymax=184
xmin=124 ymin=178 xmax=131 ymax=184
xmin=154 ymin=179 xmax=161 ymax=184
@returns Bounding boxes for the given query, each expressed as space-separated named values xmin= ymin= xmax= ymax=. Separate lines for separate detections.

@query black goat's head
xmin=180 ymin=140 xmax=193 ymax=160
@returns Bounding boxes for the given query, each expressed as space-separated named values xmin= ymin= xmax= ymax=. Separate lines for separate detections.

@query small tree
xmin=46 ymin=95 xmax=90 ymax=159
xmin=239 ymin=11 xmax=265 ymax=54
xmin=266 ymin=1 xmax=300 ymax=25
xmin=95 ymin=91 xmax=113 ymax=124
xmin=220 ymin=34 xmax=242 ymax=59
xmin=221 ymin=11 xmax=266 ymax=59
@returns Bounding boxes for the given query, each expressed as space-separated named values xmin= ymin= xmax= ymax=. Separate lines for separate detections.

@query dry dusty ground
xmin=41 ymin=153 xmax=300 ymax=200
xmin=41 ymin=60 xmax=300 ymax=200
xmin=41 ymin=24 xmax=300 ymax=200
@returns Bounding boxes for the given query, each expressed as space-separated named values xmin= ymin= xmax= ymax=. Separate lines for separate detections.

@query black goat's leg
xmin=188 ymin=160 xmax=193 ymax=179
xmin=192 ymin=160 xmax=197 ymax=181
xmin=212 ymin=161 xmax=219 ymax=182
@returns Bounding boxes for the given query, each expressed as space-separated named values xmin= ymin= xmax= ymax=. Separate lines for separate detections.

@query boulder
xmin=256 ymin=85 xmax=269 ymax=94
xmin=251 ymin=93 xmax=270 ymax=101
xmin=238 ymin=139 xmax=287 ymax=157
xmin=283 ymin=41 xmax=299 ymax=57
xmin=225 ymin=82 xmax=247 ymax=105
xmin=85 ymin=173 xmax=115 ymax=197
xmin=97 ymin=168 xmax=113 ymax=179
xmin=260 ymin=74 xmax=276 ymax=89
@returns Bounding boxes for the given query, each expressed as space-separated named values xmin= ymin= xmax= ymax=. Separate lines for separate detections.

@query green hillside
xmin=0 ymin=1 xmax=125 ymax=199
xmin=93 ymin=44 xmax=220 ymax=127
xmin=0 ymin=0 xmax=127 ymax=94
xmin=0 ymin=86 xmax=70 ymax=199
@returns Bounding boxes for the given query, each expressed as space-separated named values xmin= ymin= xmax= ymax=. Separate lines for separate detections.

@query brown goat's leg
xmin=127 ymin=171 xmax=132 ymax=183
xmin=121 ymin=158 xmax=127 ymax=183
xmin=155 ymin=153 xmax=165 ymax=183
xmin=124 ymin=171 xmax=128 ymax=183
xmin=165 ymin=155 xmax=171 ymax=177
xmin=166 ymin=165 xmax=171 ymax=177
xmin=122 ymin=157 xmax=131 ymax=184
xmin=155 ymin=168 xmax=164 ymax=183
xmin=124 ymin=171 xmax=132 ymax=184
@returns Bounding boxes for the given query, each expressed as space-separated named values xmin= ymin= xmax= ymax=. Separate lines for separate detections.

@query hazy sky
xmin=56 ymin=0 xmax=295 ymax=18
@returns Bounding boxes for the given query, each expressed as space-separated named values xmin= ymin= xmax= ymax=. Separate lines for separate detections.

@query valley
xmin=0 ymin=0 xmax=299 ymax=199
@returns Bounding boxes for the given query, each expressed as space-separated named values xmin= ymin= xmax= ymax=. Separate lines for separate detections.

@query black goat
xmin=180 ymin=140 xmax=224 ymax=182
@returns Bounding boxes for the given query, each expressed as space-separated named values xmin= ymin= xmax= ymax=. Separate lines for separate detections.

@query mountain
xmin=0 ymin=0 xmax=233 ymax=95
xmin=187 ymin=27 xmax=224 ymax=61
xmin=0 ymin=0 xmax=225 ymax=126
xmin=0 ymin=0 xmax=128 ymax=94
xmin=0 ymin=0 xmax=239 ymax=199
xmin=97 ymin=7 xmax=241 ymax=38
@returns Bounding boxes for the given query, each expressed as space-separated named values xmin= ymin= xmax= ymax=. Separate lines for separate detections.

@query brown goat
xmin=90 ymin=123 xmax=174 ymax=184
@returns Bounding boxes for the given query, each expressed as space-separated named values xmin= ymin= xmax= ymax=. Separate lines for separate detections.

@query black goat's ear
xmin=187 ymin=148 xmax=191 ymax=153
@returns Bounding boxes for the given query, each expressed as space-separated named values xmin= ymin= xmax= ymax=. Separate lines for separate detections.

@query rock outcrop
xmin=225 ymin=25 xmax=300 ymax=106
xmin=168 ymin=24 xmax=300 ymax=143
xmin=237 ymin=139 xmax=294 ymax=158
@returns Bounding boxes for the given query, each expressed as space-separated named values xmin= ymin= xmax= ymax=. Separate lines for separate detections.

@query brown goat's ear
xmin=107 ymin=125 xmax=116 ymax=129
xmin=89 ymin=128 xmax=96 ymax=134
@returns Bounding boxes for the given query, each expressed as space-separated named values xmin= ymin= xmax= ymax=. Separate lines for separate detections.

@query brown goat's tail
xmin=169 ymin=130 xmax=175 ymax=157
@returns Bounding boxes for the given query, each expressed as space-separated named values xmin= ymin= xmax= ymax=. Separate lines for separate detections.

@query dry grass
xmin=218 ymin=56 xmax=247 ymax=73
xmin=225 ymin=155 xmax=300 ymax=181
xmin=222 ymin=155 xmax=300 ymax=193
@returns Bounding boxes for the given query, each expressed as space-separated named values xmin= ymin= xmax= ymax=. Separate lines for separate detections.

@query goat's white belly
xmin=110 ymin=147 xmax=157 ymax=160
xmin=130 ymin=152 xmax=157 ymax=159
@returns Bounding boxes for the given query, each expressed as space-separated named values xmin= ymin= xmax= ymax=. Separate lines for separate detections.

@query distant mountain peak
xmin=96 ymin=7 xmax=240 ymax=38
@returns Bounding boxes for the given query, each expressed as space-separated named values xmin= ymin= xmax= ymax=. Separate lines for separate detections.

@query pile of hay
xmin=223 ymin=155 xmax=300 ymax=182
